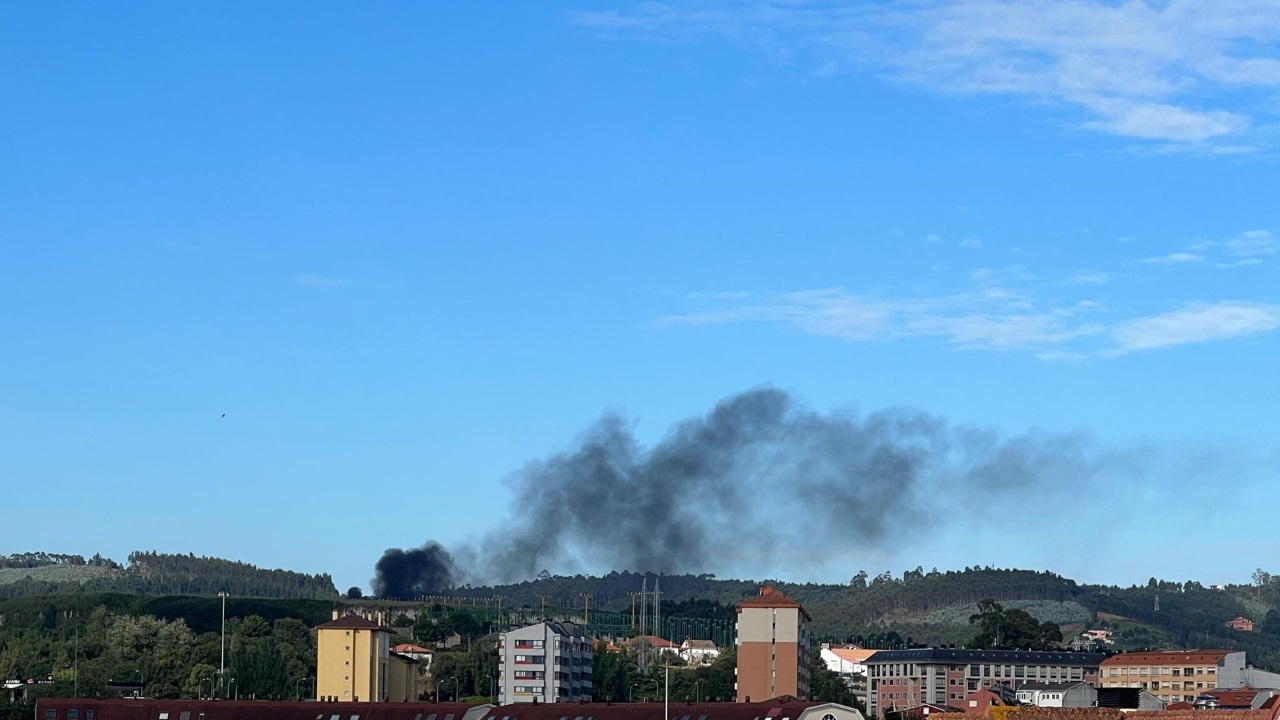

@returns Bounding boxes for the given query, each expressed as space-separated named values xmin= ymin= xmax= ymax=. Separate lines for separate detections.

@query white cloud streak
xmin=1139 ymin=252 xmax=1205 ymax=265
xmin=573 ymin=0 xmax=1280 ymax=144
xmin=1111 ymin=302 xmax=1280 ymax=353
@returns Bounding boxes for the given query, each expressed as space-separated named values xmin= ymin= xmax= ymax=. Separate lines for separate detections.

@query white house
xmin=679 ymin=638 xmax=720 ymax=665
xmin=821 ymin=645 xmax=875 ymax=678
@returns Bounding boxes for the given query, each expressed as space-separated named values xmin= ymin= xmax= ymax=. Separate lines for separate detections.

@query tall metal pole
xmin=219 ymin=591 xmax=229 ymax=697
xmin=664 ymin=666 xmax=669 ymax=720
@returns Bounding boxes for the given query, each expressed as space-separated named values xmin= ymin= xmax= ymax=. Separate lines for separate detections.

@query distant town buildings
xmin=864 ymin=648 xmax=1105 ymax=718
xmin=735 ymin=586 xmax=812 ymax=702
xmin=497 ymin=620 xmax=592 ymax=704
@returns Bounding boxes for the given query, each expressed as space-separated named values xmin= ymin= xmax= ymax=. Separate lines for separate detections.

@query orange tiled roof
xmin=1100 ymin=650 xmax=1233 ymax=666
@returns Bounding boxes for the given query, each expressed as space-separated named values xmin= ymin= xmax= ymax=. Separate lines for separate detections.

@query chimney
xmin=332 ymin=609 xmax=340 ymax=620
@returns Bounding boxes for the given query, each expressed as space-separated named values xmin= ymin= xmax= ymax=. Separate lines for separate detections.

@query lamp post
xmin=695 ymin=679 xmax=704 ymax=703
xmin=485 ymin=675 xmax=495 ymax=702
xmin=450 ymin=676 xmax=460 ymax=702
xmin=663 ymin=666 xmax=670 ymax=720
xmin=296 ymin=677 xmax=312 ymax=701
xmin=218 ymin=592 xmax=229 ymax=697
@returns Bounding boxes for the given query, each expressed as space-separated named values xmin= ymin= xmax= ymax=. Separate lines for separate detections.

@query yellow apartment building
xmin=317 ymin=612 xmax=417 ymax=702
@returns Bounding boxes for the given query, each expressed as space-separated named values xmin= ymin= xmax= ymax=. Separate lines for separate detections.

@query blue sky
xmin=2 ymin=1 xmax=1278 ymax=593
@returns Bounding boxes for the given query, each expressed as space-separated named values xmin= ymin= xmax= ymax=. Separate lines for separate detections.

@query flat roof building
xmin=865 ymin=648 xmax=1104 ymax=719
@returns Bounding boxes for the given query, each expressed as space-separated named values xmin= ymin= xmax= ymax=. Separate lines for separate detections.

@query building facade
xmin=864 ymin=648 xmax=1104 ymax=718
xmin=735 ymin=586 xmax=812 ymax=703
xmin=1015 ymin=681 xmax=1097 ymax=708
xmin=316 ymin=613 xmax=401 ymax=702
xmin=497 ymin=621 xmax=592 ymax=704
xmin=1099 ymin=650 xmax=1247 ymax=704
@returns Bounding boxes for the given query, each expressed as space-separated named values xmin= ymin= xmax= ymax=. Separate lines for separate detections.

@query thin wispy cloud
xmin=1110 ymin=302 xmax=1280 ymax=354
xmin=293 ymin=274 xmax=352 ymax=289
xmin=1226 ymin=229 xmax=1278 ymax=257
xmin=573 ymin=0 xmax=1280 ymax=146
xmin=1063 ymin=269 xmax=1110 ymax=285
xmin=660 ymin=246 xmax=1280 ymax=358
xmin=1139 ymin=252 xmax=1205 ymax=265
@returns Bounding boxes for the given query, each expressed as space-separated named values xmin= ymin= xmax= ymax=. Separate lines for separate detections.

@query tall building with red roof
xmin=736 ymin=586 xmax=812 ymax=703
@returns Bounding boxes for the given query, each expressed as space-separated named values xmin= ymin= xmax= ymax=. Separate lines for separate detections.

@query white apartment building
xmin=498 ymin=621 xmax=592 ymax=704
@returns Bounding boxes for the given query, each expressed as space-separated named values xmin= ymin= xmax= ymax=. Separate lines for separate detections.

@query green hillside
xmin=0 ymin=551 xmax=338 ymax=599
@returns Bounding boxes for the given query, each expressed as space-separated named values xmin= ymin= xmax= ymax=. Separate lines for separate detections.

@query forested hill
xmin=453 ymin=568 xmax=1280 ymax=671
xmin=0 ymin=551 xmax=338 ymax=599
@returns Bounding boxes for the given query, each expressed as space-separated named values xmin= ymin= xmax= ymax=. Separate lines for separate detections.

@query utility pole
xmin=664 ymin=665 xmax=670 ymax=720
xmin=219 ymin=591 xmax=229 ymax=697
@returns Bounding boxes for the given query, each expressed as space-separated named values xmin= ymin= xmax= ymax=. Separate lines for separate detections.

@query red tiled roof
xmin=738 ymin=586 xmax=812 ymax=621
xmin=828 ymin=647 xmax=877 ymax=664
xmin=393 ymin=643 xmax=432 ymax=654
xmin=485 ymin=700 xmax=839 ymax=720
xmin=1099 ymin=650 xmax=1232 ymax=666
xmin=37 ymin=700 xmax=480 ymax=720
xmin=623 ymin=634 xmax=678 ymax=649
xmin=1204 ymin=689 xmax=1261 ymax=708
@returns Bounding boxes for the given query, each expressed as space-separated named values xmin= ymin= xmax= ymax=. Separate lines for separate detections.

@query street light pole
xmin=663 ymin=666 xmax=670 ymax=720
xmin=218 ymin=592 xmax=229 ymax=697
xmin=450 ymin=676 xmax=460 ymax=702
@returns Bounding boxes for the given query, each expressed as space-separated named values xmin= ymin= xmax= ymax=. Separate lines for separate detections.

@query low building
xmin=1097 ymin=687 xmax=1165 ymax=710
xmin=1015 ymin=681 xmax=1096 ymax=708
xmin=1228 ymin=617 xmax=1256 ymax=632
xmin=822 ymin=646 xmax=876 ymax=678
xmin=679 ymin=638 xmax=720 ymax=665
xmin=1204 ymin=688 xmax=1280 ymax=710
xmin=497 ymin=620 xmax=592 ymax=704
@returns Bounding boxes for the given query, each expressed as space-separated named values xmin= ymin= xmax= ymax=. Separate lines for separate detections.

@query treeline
xmin=0 ymin=553 xmax=121 ymax=569
xmin=0 ymin=594 xmax=328 ymax=699
xmin=449 ymin=568 xmax=1080 ymax=640
xmin=0 ymin=551 xmax=338 ymax=600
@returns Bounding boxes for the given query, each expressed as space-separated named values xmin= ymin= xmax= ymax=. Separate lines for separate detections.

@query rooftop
xmin=316 ymin=614 xmax=391 ymax=632
xmin=866 ymin=649 xmax=1105 ymax=665
xmin=738 ymin=586 xmax=812 ymax=621
xmin=1100 ymin=650 xmax=1234 ymax=666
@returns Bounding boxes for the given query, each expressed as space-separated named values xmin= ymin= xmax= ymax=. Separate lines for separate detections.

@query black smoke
xmin=372 ymin=542 xmax=456 ymax=599
xmin=373 ymin=387 xmax=1107 ymax=595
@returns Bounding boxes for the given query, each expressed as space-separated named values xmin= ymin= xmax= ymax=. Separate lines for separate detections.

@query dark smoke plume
xmin=374 ymin=387 xmax=1108 ymax=595
xmin=373 ymin=542 xmax=456 ymax=599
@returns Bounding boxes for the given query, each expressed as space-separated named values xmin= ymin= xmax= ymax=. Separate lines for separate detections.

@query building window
xmin=69 ymin=713 xmax=79 ymax=720
xmin=45 ymin=711 xmax=56 ymax=719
